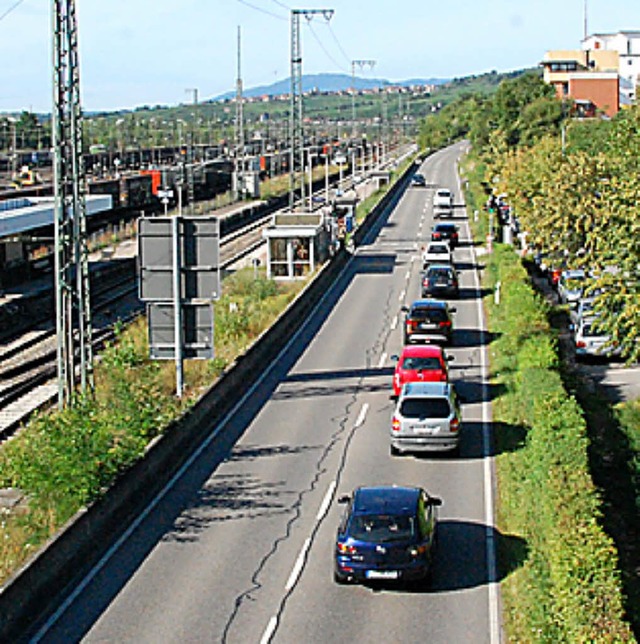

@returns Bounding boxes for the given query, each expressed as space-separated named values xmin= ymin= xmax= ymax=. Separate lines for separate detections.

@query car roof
xmin=399 ymin=381 xmax=451 ymax=397
xmin=409 ymin=298 xmax=448 ymax=309
xmin=400 ymin=344 xmax=444 ymax=358
xmin=352 ymin=486 xmax=421 ymax=516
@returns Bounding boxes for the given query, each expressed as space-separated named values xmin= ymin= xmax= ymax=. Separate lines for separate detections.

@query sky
xmin=0 ymin=0 xmax=636 ymax=113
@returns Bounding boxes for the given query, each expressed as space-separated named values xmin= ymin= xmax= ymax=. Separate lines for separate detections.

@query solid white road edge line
xmin=457 ymin=153 xmax=501 ymax=644
xmin=405 ymin=271 xmax=411 ymax=282
xmin=285 ymin=538 xmax=311 ymax=591
xmin=316 ymin=481 xmax=337 ymax=521
xmin=377 ymin=352 xmax=387 ymax=370
xmin=398 ymin=289 xmax=406 ymax=302
xmin=390 ymin=315 xmax=398 ymax=331
xmin=260 ymin=616 xmax=278 ymax=644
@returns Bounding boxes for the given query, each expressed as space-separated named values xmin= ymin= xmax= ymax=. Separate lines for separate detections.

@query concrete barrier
xmin=0 ymin=155 xmax=418 ymax=642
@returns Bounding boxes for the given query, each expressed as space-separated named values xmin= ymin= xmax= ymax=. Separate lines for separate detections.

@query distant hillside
xmin=214 ymin=73 xmax=449 ymax=101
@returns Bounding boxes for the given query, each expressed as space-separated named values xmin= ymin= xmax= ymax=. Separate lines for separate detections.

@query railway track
xmin=0 ymin=213 xmax=272 ymax=441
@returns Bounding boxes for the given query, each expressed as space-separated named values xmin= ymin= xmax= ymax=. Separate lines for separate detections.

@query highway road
xmin=33 ymin=142 xmax=502 ymax=644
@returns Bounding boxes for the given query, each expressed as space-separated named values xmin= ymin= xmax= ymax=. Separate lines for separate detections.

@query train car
xmin=88 ymin=178 xmax=121 ymax=209
xmin=123 ymin=174 xmax=153 ymax=208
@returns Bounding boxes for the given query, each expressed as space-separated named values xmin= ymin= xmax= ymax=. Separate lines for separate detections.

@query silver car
xmin=572 ymin=315 xmax=621 ymax=359
xmin=390 ymin=381 xmax=462 ymax=455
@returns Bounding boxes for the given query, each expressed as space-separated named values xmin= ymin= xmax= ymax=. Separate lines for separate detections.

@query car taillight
xmin=439 ymin=320 xmax=451 ymax=327
xmin=440 ymin=373 xmax=447 ymax=382
xmin=576 ymin=341 xmax=586 ymax=348
xmin=432 ymin=232 xmax=441 ymax=239
xmin=406 ymin=320 xmax=416 ymax=330
xmin=338 ymin=543 xmax=357 ymax=554
xmin=450 ymin=418 xmax=460 ymax=432
xmin=392 ymin=417 xmax=401 ymax=432
xmin=409 ymin=545 xmax=428 ymax=557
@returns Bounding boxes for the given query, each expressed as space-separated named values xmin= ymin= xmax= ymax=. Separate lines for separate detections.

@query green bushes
xmin=487 ymin=245 xmax=633 ymax=642
xmin=616 ymin=400 xmax=640 ymax=515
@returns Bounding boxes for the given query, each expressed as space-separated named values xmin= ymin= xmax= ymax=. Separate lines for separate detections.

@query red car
xmin=392 ymin=345 xmax=451 ymax=398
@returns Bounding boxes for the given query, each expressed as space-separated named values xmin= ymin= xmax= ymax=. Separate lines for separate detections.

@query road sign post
xmin=138 ymin=215 xmax=220 ymax=398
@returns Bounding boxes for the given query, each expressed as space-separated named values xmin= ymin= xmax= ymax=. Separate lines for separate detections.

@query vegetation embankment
xmin=451 ymin=72 xmax=638 ymax=639
xmin=478 ymin=242 xmax=633 ymax=642
xmin=0 ymin=156 xmax=410 ymax=586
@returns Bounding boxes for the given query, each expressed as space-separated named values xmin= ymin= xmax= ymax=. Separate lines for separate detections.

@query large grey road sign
xmin=138 ymin=216 xmax=220 ymax=301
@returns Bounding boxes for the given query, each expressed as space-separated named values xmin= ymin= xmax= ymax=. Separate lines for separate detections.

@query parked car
xmin=422 ymin=241 xmax=453 ymax=267
xmin=402 ymin=299 xmax=456 ymax=345
xmin=334 ymin=485 xmax=442 ymax=585
xmin=411 ymin=173 xmax=426 ymax=187
xmin=569 ymin=296 xmax=596 ymax=327
xmin=557 ymin=269 xmax=586 ymax=306
xmin=571 ymin=315 xmax=621 ymax=359
xmin=431 ymin=222 xmax=459 ymax=248
xmin=391 ymin=344 xmax=451 ymax=397
xmin=390 ymin=381 xmax=462 ymax=454
xmin=422 ymin=263 xmax=459 ymax=299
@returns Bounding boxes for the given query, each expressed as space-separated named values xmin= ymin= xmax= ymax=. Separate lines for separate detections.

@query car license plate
xmin=419 ymin=323 xmax=435 ymax=330
xmin=365 ymin=570 xmax=399 ymax=580
xmin=411 ymin=425 xmax=439 ymax=434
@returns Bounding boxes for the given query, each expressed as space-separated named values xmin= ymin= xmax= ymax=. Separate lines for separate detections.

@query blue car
xmin=334 ymin=486 xmax=442 ymax=585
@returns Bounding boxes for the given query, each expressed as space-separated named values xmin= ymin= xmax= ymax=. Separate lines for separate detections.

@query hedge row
xmin=487 ymin=245 xmax=634 ymax=642
xmin=616 ymin=400 xmax=640 ymax=517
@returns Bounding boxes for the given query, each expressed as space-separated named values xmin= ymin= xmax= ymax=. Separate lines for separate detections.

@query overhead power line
xmin=0 ymin=0 xmax=26 ymax=23
xmin=325 ymin=21 xmax=351 ymax=65
xmin=306 ymin=20 xmax=347 ymax=72
xmin=236 ymin=0 xmax=287 ymax=21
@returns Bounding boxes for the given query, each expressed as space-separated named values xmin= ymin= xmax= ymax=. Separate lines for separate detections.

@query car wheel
xmin=334 ymin=570 xmax=349 ymax=585
xmin=390 ymin=444 xmax=400 ymax=457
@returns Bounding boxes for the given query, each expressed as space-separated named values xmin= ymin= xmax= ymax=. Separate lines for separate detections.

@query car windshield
xmin=411 ymin=307 xmax=447 ymax=322
xmin=401 ymin=357 xmax=441 ymax=371
xmin=400 ymin=397 xmax=450 ymax=419
xmin=349 ymin=514 xmax=415 ymax=543
xmin=437 ymin=190 xmax=450 ymax=198
xmin=436 ymin=225 xmax=455 ymax=234
xmin=565 ymin=278 xmax=584 ymax=290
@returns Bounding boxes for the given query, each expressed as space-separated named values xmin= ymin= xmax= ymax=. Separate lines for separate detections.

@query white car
xmin=422 ymin=241 xmax=453 ymax=267
xmin=433 ymin=188 xmax=453 ymax=218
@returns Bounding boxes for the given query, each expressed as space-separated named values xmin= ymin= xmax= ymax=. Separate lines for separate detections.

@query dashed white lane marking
xmin=316 ymin=481 xmax=337 ymax=521
xmin=405 ymin=271 xmax=411 ymax=281
xmin=398 ymin=289 xmax=406 ymax=302
xmin=285 ymin=538 xmax=311 ymax=591
xmin=377 ymin=352 xmax=387 ymax=369
xmin=390 ymin=315 xmax=398 ymax=331
xmin=260 ymin=616 xmax=278 ymax=644
xmin=354 ymin=403 xmax=369 ymax=427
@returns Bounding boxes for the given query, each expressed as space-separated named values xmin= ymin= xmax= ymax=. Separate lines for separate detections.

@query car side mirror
xmin=428 ymin=497 xmax=443 ymax=507
xmin=338 ymin=495 xmax=350 ymax=504
xmin=446 ymin=355 xmax=454 ymax=362
xmin=401 ymin=306 xmax=409 ymax=313
xmin=449 ymin=307 xmax=457 ymax=313
xmin=391 ymin=354 xmax=399 ymax=362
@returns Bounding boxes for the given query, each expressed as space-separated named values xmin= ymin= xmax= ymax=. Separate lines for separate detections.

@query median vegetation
xmin=482 ymin=244 xmax=633 ymax=641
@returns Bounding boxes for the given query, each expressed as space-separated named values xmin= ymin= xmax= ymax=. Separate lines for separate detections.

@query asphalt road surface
xmin=33 ymin=143 xmax=503 ymax=644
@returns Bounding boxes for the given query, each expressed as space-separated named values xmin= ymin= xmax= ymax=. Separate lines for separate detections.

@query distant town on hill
xmin=213 ymin=73 xmax=450 ymax=101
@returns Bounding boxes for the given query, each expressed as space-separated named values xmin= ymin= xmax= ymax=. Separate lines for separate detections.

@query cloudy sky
xmin=0 ymin=0 xmax=635 ymax=112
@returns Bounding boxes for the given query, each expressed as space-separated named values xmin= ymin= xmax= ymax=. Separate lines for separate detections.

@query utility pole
xmin=235 ymin=26 xmax=245 ymax=200
xmin=185 ymin=88 xmax=197 ymax=213
xmin=351 ymin=59 xmax=375 ymax=139
xmin=52 ymin=0 xmax=93 ymax=407
xmin=289 ymin=8 xmax=334 ymax=211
